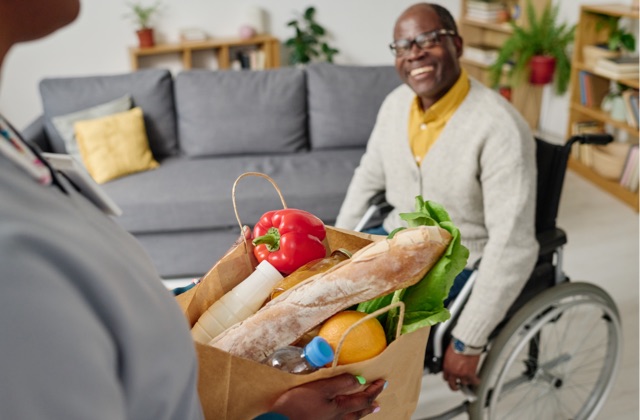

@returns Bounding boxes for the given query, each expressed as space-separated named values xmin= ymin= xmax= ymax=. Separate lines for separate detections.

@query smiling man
xmin=336 ymin=3 xmax=539 ymax=393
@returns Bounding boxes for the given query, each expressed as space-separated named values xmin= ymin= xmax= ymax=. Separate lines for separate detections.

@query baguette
xmin=209 ymin=225 xmax=452 ymax=362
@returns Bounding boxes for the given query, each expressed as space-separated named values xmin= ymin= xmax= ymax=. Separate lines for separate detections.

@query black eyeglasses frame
xmin=389 ymin=29 xmax=458 ymax=57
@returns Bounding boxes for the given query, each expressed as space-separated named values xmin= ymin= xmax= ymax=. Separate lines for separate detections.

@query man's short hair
xmin=429 ymin=3 xmax=459 ymax=33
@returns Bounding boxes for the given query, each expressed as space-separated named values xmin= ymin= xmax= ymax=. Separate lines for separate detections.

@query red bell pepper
xmin=252 ymin=209 xmax=327 ymax=275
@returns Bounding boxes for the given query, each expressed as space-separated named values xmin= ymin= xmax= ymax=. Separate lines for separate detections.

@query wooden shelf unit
xmin=458 ymin=0 xmax=549 ymax=130
xmin=566 ymin=4 xmax=639 ymax=212
xmin=129 ymin=35 xmax=280 ymax=71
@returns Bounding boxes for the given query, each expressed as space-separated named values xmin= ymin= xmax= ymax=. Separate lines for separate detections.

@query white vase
xmin=601 ymin=94 xmax=627 ymax=122
xmin=245 ymin=6 xmax=265 ymax=35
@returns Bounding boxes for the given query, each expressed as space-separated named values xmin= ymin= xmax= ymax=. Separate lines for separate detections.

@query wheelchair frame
xmin=353 ymin=134 xmax=623 ymax=420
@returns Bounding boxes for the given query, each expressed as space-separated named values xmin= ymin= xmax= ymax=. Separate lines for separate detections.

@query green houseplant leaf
xmin=488 ymin=0 xmax=575 ymax=95
xmin=594 ymin=14 xmax=636 ymax=53
xmin=284 ymin=5 xmax=340 ymax=65
xmin=124 ymin=1 xmax=162 ymax=29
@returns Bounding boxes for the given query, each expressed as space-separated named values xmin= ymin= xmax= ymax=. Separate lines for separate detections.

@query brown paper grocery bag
xmin=175 ymin=173 xmax=430 ymax=419
xmin=176 ymin=226 xmax=430 ymax=420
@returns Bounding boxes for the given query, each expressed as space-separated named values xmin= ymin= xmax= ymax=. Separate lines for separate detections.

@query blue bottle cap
xmin=303 ymin=336 xmax=334 ymax=368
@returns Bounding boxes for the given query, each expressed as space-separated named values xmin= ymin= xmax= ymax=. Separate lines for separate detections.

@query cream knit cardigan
xmin=336 ymin=79 xmax=539 ymax=345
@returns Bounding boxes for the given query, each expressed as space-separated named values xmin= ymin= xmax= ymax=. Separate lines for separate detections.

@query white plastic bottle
xmin=191 ymin=260 xmax=283 ymax=343
xmin=264 ymin=336 xmax=334 ymax=374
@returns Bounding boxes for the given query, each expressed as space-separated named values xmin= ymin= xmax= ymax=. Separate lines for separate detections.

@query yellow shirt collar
xmin=408 ymin=69 xmax=470 ymax=165
xmin=412 ymin=68 xmax=470 ymax=122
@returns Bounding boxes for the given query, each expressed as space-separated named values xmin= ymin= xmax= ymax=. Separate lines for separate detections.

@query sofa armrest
xmin=21 ymin=115 xmax=53 ymax=152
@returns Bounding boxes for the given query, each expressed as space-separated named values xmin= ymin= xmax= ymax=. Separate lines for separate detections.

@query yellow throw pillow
xmin=74 ymin=107 xmax=159 ymax=184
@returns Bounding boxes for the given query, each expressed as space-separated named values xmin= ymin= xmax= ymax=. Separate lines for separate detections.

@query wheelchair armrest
xmin=536 ymin=228 xmax=567 ymax=257
xmin=368 ymin=190 xmax=389 ymax=207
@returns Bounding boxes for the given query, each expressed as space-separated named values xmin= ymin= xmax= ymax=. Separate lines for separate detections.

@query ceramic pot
xmin=136 ymin=28 xmax=155 ymax=48
xmin=529 ymin=55 xmax=556 ymax=85
xmin=601 ymin=94 xmax=627 ymax=122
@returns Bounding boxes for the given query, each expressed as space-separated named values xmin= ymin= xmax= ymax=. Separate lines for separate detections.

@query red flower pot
xmin=529 ymin=55 xmax=556 ymax=85
xmin=136 ymin=28 xmax=155 ymax=48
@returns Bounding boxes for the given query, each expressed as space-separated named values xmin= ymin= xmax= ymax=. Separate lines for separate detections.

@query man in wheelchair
xmin=335 ymin=3 xmax=539 ymax=392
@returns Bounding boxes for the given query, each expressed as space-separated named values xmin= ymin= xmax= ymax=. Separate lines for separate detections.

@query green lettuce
xmin=357 ymin=196 xmax=469 ymax=342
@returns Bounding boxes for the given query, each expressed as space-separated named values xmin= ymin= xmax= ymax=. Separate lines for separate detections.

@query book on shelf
xmin=578 ymin=71 xmax=610 ymax=107
xmin=595 ymin=55 xmax=639 ymax=73
xmin=619 ymin=144 xmax=639 ymax=191
xmin=629 ymin=160 xmax=639 ymax=193
xmin=571 ymin=120 xmax=606 ymax=164
xmin=578 ymin=71 xmax=587 ymax=105
xmin=467 ymin=1 xmax=505 ymax=11
xmin=232 ymin=48 xmax=265 ymax=71
xmin=592 ymin=64 xmax=639 ymax=80
xmin=466 ymin=10 xmax=505 ymax=23
xmin=621 ymin=89 xmax=639 ymax=128
xmin=465 ymin=1 xmax=507 ymax=23
xmin=463 ymin=44 xmax=499 ymax=65
xmin=571 ymin=120 xmax=606 ymax=135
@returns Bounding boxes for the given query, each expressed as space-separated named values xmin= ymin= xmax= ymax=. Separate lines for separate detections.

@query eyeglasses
xmin=389 ymin=29 xmax=457 ymax=57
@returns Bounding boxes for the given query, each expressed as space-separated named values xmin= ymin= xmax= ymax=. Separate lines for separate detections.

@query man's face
xmin=393 ymin=6 xmax=463 ymax=108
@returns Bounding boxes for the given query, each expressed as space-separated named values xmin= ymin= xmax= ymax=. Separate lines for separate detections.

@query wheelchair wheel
xmin=468 ymin=282 xmax=622 ymax=420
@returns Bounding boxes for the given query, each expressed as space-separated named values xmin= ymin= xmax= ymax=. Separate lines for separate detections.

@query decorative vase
xmin=238 ymin=25 xmax=256 ymax=40
xmin=136 ymin=28 xmax=155 ymax=48
xmin=529 ymin=55 xmax=556 ymax=85
xmin=601 ymin=94 xmax=627 ymax=122
xmin=245 ymin=6 xmax=265 ymax=35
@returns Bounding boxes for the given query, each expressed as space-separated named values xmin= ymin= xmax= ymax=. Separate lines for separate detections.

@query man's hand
xmin=442 ymin=343 xmax=481 ymax=391
xmin=269 ymin=373 xmax=386 ymax=420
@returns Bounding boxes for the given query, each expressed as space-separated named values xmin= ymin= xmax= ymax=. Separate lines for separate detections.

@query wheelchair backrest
xmin=535 ymin=137 xmax=571 ymax=233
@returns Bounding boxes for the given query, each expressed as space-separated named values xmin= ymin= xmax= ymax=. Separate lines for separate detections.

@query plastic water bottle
xmin=191 ymin=260 xmax=283 ymax=343
xmin=264 ymin=336 xmax=335 ymax=374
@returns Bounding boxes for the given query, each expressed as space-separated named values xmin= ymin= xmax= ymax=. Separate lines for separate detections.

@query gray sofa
xmin=24 ymin=64 xmax=401 ymax=278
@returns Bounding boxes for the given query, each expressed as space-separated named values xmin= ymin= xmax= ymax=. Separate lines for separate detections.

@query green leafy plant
xmin=284 ymin=6 xmax=339 ymax=65
xmin=489 ymin=0 xmax=575 ymax=95
xmin=124 ymin=1 xmax=162 ymax=30
xmin=594 ymin=14 xmax=636 ymax=52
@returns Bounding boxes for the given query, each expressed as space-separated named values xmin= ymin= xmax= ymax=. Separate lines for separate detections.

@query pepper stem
xmin=252 ymin=227 xmax=281 ymax=252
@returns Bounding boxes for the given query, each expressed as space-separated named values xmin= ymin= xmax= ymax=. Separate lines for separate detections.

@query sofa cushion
xmin=51 ymin=95 xmax=132 ymax=165
xmin=102 ymin=149 xmax=365 ymax=234
xmin=75 ymin=107 xmax=159 ymax=184
xmin=39 ymin=69 xmax=177 ymax=158
xmin=175 ymin=68 xmax=308 ymax=158
xmin=307 ymin=63 xmax=402 ymax=150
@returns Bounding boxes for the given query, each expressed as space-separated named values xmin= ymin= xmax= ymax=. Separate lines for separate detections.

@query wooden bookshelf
xmin=458 ymin=0 xmax=549 ymax=130
xmin=129 ymin=35 xmax=280 ymax=71
xmin=566 ymin=4 xmax=639 ymax=212
xmin=568 ymin=158 xmax=639 ymax=211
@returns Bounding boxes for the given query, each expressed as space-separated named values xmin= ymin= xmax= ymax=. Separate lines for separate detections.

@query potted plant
xmin=489 ymin=0 xmax=575 ymax=95
xmin=284 ymin=6 xmax=339 ymax=65
xmin=124 ymin=1 xmax=162 ymax=48
xmin=583 ymin=14 xmax=636 ymax=68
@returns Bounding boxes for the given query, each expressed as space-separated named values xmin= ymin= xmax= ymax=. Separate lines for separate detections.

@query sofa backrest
xmin=306 ymin=63 xmax=402 ymax=150
xmin=175 ymin=68 xmax=308 ymax=158
xmin=39 ymin=69 xmax=178 ymax=158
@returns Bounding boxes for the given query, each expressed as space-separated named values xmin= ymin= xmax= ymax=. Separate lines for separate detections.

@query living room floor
xmin=412 ymin=170 xmax=640 ymax=419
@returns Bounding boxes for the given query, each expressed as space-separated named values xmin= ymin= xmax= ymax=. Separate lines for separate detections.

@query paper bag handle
xmin=231 ymin=172 xmax=288 ymax=252
xmin=331 ymin=301 xmax=405 ymax=368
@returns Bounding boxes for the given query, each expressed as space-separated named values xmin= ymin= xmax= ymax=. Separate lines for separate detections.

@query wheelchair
xmin=354 ymin=134 xmax=623 ymax=420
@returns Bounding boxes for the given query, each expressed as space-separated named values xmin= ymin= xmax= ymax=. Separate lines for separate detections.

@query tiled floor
xmin=411 ymin=170 xmax=639 ymax=419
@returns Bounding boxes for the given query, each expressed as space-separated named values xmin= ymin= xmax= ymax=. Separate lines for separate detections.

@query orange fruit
xmin=318 ymin=310 xmax=387 ymax=365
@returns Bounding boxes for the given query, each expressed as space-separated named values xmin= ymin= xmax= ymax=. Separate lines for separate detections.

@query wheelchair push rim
xmin=470 ymin=282 xmax=622 ymax=420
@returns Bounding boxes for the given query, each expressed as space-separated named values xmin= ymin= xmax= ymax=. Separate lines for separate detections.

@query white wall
xmin=0 ymin=0 xmax=635 ymax=138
